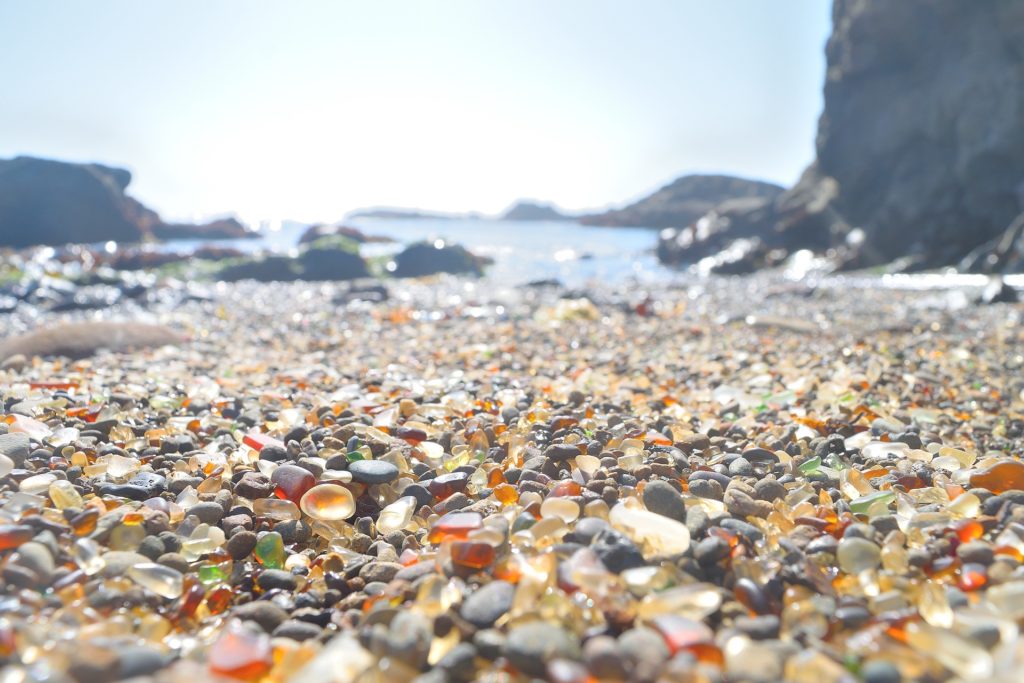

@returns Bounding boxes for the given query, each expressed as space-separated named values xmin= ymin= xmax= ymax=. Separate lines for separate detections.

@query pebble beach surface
xmin=1 ymin=274 xmax=1022 ymax=682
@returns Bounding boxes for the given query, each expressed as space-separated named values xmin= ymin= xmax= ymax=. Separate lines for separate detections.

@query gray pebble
xmin=505 ymin=621 xmax=581 ymax=677
xmin=273 ymin=619 xmax=323 ymax=641
xmin=232 ymin=600 xmax=290 ymax=632
xmin=348 ymin=459 xmax=400 ymax=484
xmin=359 ymin=561 xmax=403 ymax=583
xmin=185 ymin=501 xmax=224 ymax=525
xmin=388 ymin=610 xmax=432 ymax=669
xmin=957 ymin=541 xmax=994 ymax=565
xmin=461 ymin=580 xmax=515 ymax=628
xmin=642 ymin=480 xmax=686 ymax=522
xmin=226 ymin=530 xmax=258 ymax=560
xmin=754 ymin=477 xmax=787 ymax=501
xmin=0 ymin=433 xmax=30 ymax=466
xmin=619 ymin=627 xmax=670 ymax=683
xmin=688 ymin=478 xmax=723 ymax=501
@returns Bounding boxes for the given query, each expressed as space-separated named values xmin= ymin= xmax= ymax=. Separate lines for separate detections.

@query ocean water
xmin=155 ymin=217 xmax=1021 ymax=294
xmin=161 ymin=218 xmax=670 ymax=287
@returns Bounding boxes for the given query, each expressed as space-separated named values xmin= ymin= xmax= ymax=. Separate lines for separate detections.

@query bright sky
xmin=0 ymin=1 xmax=831 ymax=224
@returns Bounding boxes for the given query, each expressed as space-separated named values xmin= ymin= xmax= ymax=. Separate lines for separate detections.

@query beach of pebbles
xmin=0 ymin=273 xmax=1022 ymax=682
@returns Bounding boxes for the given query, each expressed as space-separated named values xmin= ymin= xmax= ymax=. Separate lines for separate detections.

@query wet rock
xmin=392 ymin=241 xmax=487 ymax=278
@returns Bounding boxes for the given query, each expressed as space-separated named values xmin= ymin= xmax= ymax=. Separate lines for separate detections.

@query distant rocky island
xmin=499 ymin=200 xmax=571 ymax=221
xmin=347 ymin=201 xmax=572 ymax=222
xmin=346 ymin=207 xmax=483 ymax=221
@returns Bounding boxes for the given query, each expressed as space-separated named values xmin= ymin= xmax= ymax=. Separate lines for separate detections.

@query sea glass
xmin=969 ymin=460 xmax=1024 ymax=494
xmin=48 ymin=479 xmax=84 ymax=510
xmin=127 ymin=562 xmax=184 ymax=599
xmin=272 ymin=464 xmax=316 ymax=504
xmin=428 ymin=512 xmax=483 ymax=544
xmin=209 ymin=621 xmax=274 ymax=680
xmin=377 ymin=496 xmax=416 ymax=534
xmin=609 ymin=503 xmax=690 ymax=556
xmin=300 ymin=484 xmax=355 ymax=521
xmin=540 ymin=497 xmax=580 ymax=523
xmin=254 ymin=532 xmax=286 ymax=569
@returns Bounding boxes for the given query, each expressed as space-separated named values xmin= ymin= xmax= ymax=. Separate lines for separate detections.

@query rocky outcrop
xmin=581 ymin=175 xmax=784 ymax=228
xmin=104 ymin=245 xmax=246 ymax=271
xmin=297 ymin=224 xmax=392 ymax=245
xmin=151 ymin=217 xmax=255 ymax=241
xmin=0 ymin=156 xmax=259 ymax=248
xmin=297 ymin=245 xmax=370 ymax=281
xmin=661 ymin=1 xmax=1024 ymax=274
xmin=500 ymin=201 xmax=569 ymax=222
xmin=809 ymin=0 xmax=1024 ymax=270
xmin=392 ymin=241 xmax=490 ymax=278
xmin=0 ymin=156 xmax=156 ymax=247
xmin=960 ymin=212 xmax=1024 ymax=273
xmin=217 ymin=256 xmax=302 ymax=282
xmin=216 ymin=241 xmax=369 ymax=283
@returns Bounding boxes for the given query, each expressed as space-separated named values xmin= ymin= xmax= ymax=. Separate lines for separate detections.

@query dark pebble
xmin=235 ymin=471 xmax=274 ymax=499
xmin=505 ymin=621 xmax=581 ymax=677
xmin=226 ymin=530 xmax=258 ymax=560
xmin=185 ymin=501 xmax=224 ymax=525
xmin=349 ymin=459 xmax=400 ymax=484
xmin=258 ymin=568 xmax=300 ymax=592
xmin=232 ymin=600 xmax=290 ymax=632
xmin=460 ymin=580 xmax=515 ymax=628
xmin=695 ymin=536 xmax=730 ymax=566
xmin=544 ymin=444 xmax=580 ymax=462
xmin=591 ymin=529 xmax=645 ymax=573
xmin=273 ymin=619 xmax=323 ymax=641
xmin=642 ymin=480 xmax=686 ymax=522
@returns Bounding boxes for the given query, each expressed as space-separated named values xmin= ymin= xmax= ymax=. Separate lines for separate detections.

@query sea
xmin=157 ymin=217 xmax=671 ymax=288
xmin=154 ymin=217 xmax=1021 ymax=295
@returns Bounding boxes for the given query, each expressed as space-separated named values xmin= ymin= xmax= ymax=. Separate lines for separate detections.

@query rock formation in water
xmin=151 ymin=217 xmax=255 ymax=241
xmin=0 ymin=156 xmax=157 ymax=247
xmin=582 ymin=175 xmax=783 ymax=229
xmin=500 ymin=201 xmax=570 ymax=222
xmin=660 ymin=0 xmax=1024 ymax=273
xmin=0 ymin=156 xmax=253 ymax=248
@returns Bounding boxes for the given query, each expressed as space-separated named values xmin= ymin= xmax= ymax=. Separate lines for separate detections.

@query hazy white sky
xmin=0 ymin=1 xmax=831 ymax=223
